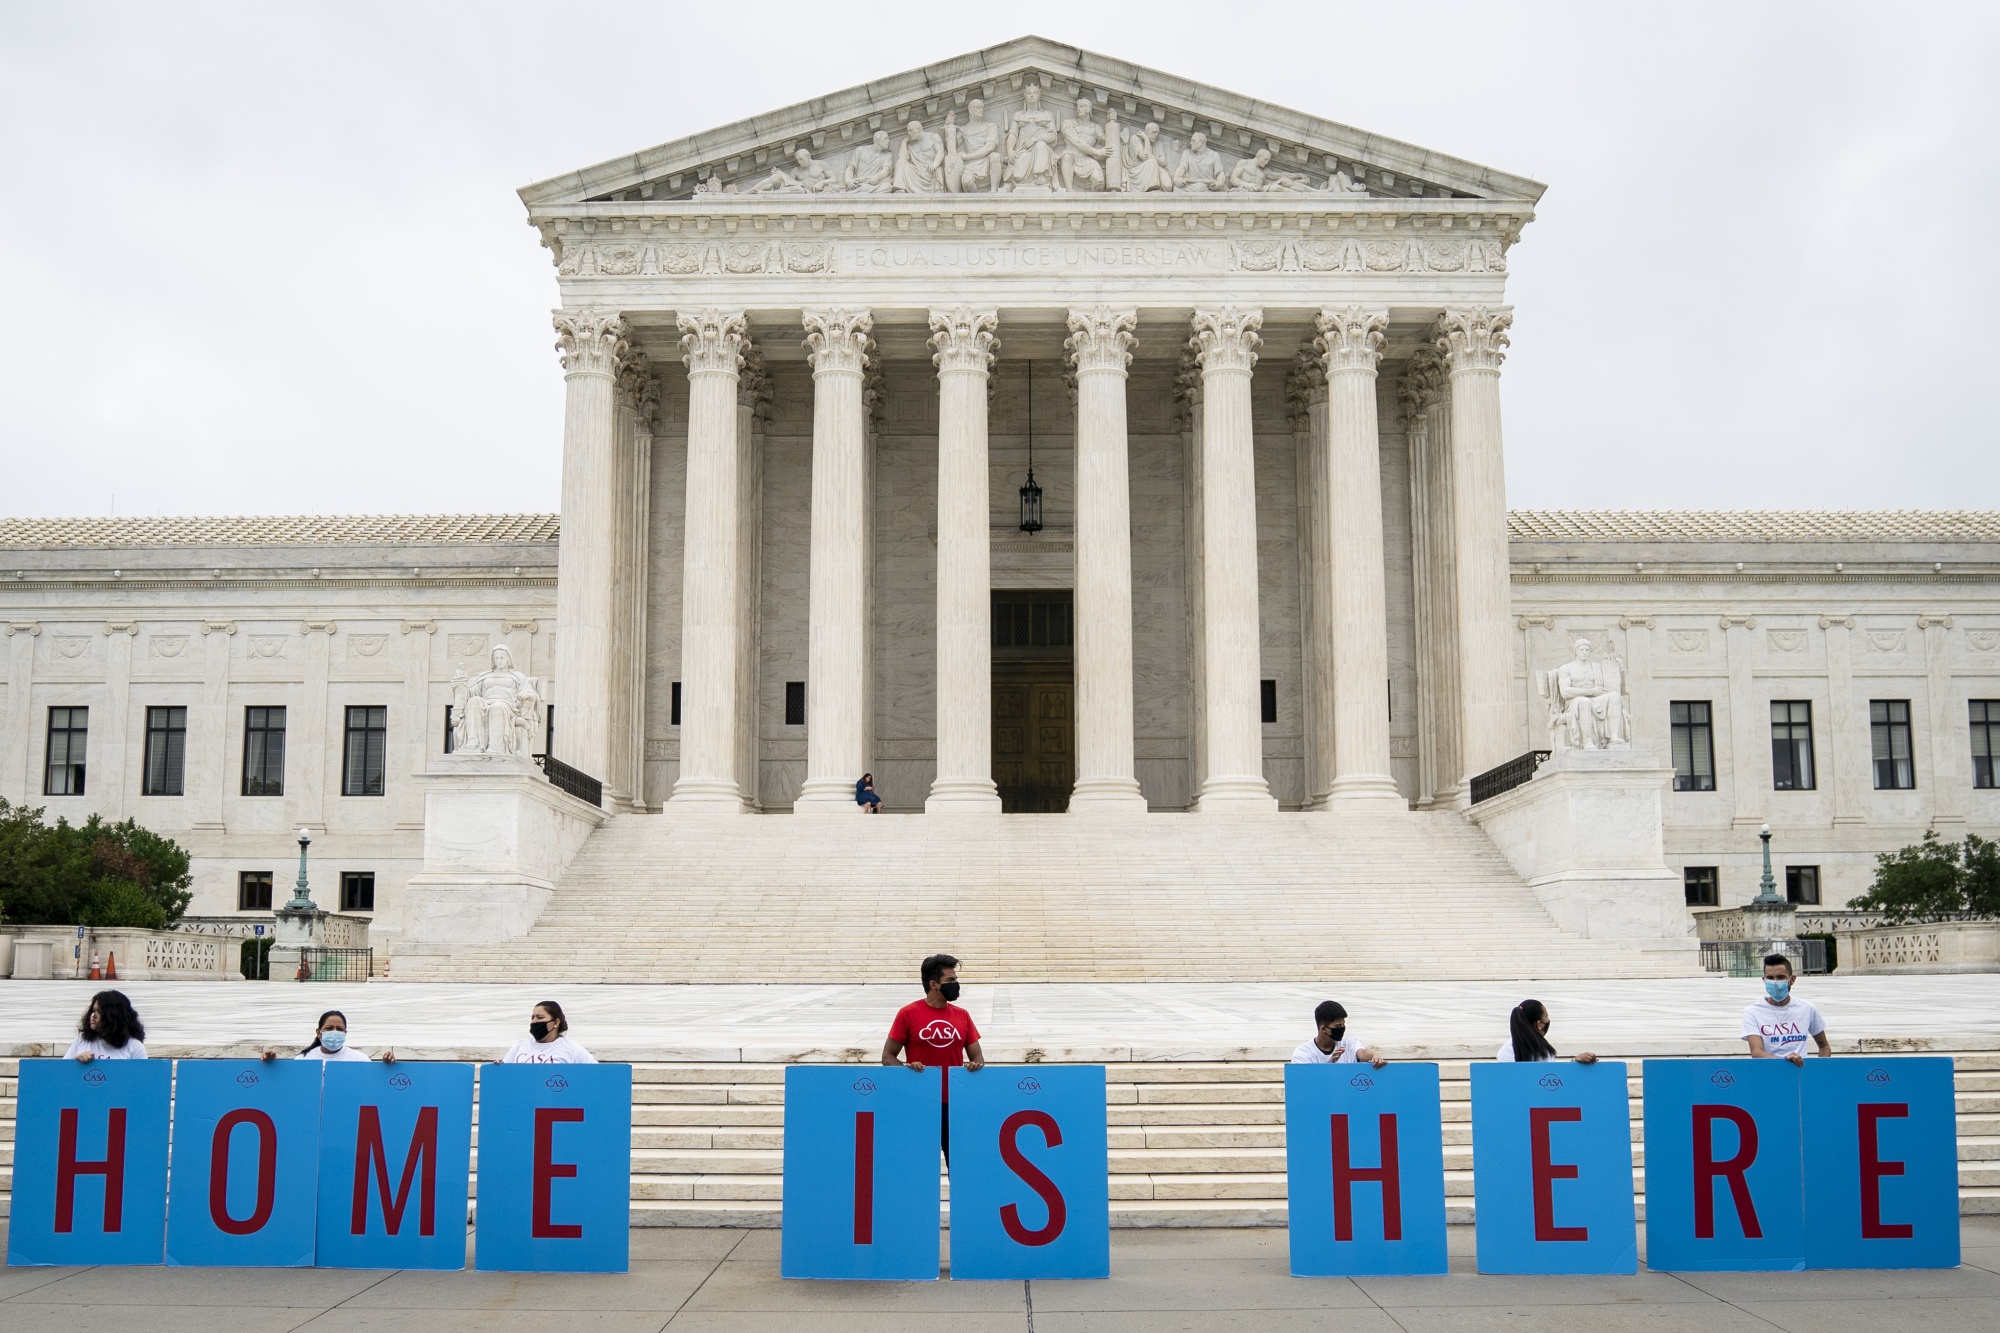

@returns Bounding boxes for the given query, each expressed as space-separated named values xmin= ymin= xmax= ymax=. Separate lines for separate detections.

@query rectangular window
xmin=242 ymin=706 xmax=286 ymax=796
xmin=1785 ymin=865 xmax=1821 ymax=906
xmin=142 ymin=706 xmax=187 ymax=796
xmin=443 ymin=705 xmax=455 ymax=755
xmin=784 ymin=681 xmax=806 ymax=727
xmin=543 ymin=705 xmax=554 ymax=758
xmin=44 ymin=706 xmax=89 ymax=795
xmin=671 ymin=681 xmax=681 ymax=727
xmin=340 ymin=870 xmax=376 ymax=913
xmin=238 ymin=870 xmax=273 ymax=912
xmin=1670 ymin=701 xmax=1716 ymax=792
xmin=1683 ymin=866 xmax=1719 ymax=907
xmin=341 ymin=705 xmax=388 ymax=797
xmin=1260 ymin=679 xmax=1278 ymax=725
xmin=1770 ymin=700 xmax=1816 ymax=791
xmin=1870 ymin=699 xmax=1915 ymax=790
xmin=1975 ymin=700 xmax=1999 ymax=790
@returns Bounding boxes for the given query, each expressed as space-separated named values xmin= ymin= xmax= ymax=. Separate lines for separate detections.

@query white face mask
xmin=320 ymin=1030 xmax=347 ymax=1052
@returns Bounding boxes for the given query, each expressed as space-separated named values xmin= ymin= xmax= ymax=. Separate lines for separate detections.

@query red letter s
xmin=999 ymin=1110 xmax=1067 ymax=1246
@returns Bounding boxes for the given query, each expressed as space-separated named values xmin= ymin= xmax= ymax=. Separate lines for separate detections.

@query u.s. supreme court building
xmin=3 ymin=38 xmax=1996 ymax=982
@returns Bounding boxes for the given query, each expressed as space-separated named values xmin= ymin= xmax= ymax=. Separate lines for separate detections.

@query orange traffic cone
xmin=104 ymin=951 xmax=118 ymax=981
xmin=88 ymin=950 xmax=102 ymax=981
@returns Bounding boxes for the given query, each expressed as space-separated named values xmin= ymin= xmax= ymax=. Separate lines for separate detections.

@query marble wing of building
xmin=3 ymin=38 xmax=1996 ymax=981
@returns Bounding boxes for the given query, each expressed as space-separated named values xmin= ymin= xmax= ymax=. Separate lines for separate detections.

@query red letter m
xmin=351 ymin=1105 xmax=439 ymax=1237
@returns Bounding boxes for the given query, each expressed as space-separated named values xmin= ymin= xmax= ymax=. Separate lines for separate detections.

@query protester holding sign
xmin=1742 ymin=955 xmax=1830 ymax=1065
xmin=881 ymin=952 xmax=984 ymax=1164
xmin=260 ymin=1009 xmax=393 ymax=1063
xmin=1496 ymin=999 xmax=1597 ymax=1064
xmin=501 ymin=1000 xmax=596 ymax=1063
xmin=64 ymin=989 xmax=147 ymax=1062
xmin=1290 ymin=1000 xmax=1386 ymax=1069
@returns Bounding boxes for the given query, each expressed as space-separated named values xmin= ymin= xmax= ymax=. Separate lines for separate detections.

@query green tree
xmin=1963 ymin=832 xmax=2000 ymax=918
xmin=0 ymin=797 xmax=193 ymax=928
xmin=1850 ymin=831 xmax=2000 ymax=924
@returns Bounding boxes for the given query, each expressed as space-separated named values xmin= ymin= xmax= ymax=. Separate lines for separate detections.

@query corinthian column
xmin=1435 ymin=306 xmax=1516 ymax=786
xmin=795 ymin=308 xmax=874 ymax=812
xmin=1290 ymin=348 xmax=1334 ymax=809
xmin=669 ymin=309 xmax=748 ymax=810
xmin=552 ymin=309 xmax=628 ymax=787
xmin=1065 ymin=307 xmax=1148 ymax=813
xmin=927 ymin=307 xmax=1002 ymax=812
xmin=1318 ymin=306 xmax=1403 ymax=808
xmin=1402 ymin=350 xmax=1461 ymax=806
xmin=1191 ymin=307 xmax=1277 ymax=811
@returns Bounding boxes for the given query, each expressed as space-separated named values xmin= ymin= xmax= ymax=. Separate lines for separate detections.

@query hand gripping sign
xmin=782 ymin=1065 xmax=942 ymax=1280
xmin=948 ymin=1066 xmax=1110 ymax=1279
xmin=1802 ymin=1057 xmax=1960 ymax=1269
xmin=167 ymin=1060 xmax=324 ymax=1267
xmin=476 ymin=1063 xmax=634 ymax=1273
xmin=316 ymin=1062 xmax=474 ymax=1269
xmin=8 ymin=1058 xmax=171 ymax=1266
xmin=1642 ymin=1059 xmax=1804 ymax=1271
xmin=1470 ymin=1062 xmax=1637 ymax=1274
xmin=1285 ymin=1062 xmax=1449 ymax=1277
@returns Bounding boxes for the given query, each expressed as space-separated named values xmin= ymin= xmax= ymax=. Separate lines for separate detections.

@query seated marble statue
xmin=748 ymin=148 xmax=838 ymax=195
xmin=893 ymin=119 xmax=946 ymax=193
xmin=451 ymin=645 xmax=544 ymax=757
xmin=945 ymin=100 xmax=1003 ymax=193
xmin=1173 ymin=131 xmax=1226 ymax=192
xmin=846 ymin=131 xmax=896 ymax=193
xmin=1121 ymin=122 xmax=1174 ymax=192
xmin=1543 ymin=638 xmax=1631 ymax=751
xmin=1229 ymin=148 xmax=1317 ymax=193
xmin=1058 ymin=97 xmax=1110 ymax=191
xmin=1004 ymin=84 xmax=1060 ymax=191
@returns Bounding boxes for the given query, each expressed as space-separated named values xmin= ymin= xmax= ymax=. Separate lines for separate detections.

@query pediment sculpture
xmin=1537 ymin=638 xmax=1631 ymax=752
xmin=450 ymin=644 xmax=544 ymax=757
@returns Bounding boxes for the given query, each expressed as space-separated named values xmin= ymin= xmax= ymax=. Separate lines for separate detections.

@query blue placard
xmin=315 ymin=1062 xmax=474 ymax=1270
xmin=1470 ymin=1062 xmax=1637 ymax=1274
xmin=474 ymin=1063 xmax=633 ymax=1273
xmin=1802 ymin=1057 xmax=1960 ymax=1269
xmin=7 ymin=1058 xmax=172 ymax=1266
xmin=781 ymin=1065 xmax=942 ymax=1280
xmin=1286 ymin=1063 xmax=1449 ymax=1277
xmin=167 ymin=1060 xmax=325 ymax=1267
xmin=947 ymin=1066 xmax=1110 ymax=1279
xmin=1642 ymin=1059 xmax=1804 ymax=1271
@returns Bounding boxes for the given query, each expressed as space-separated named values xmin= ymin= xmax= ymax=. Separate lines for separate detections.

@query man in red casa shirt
xmin=882 ymin=952 xmax=984 ymax=1166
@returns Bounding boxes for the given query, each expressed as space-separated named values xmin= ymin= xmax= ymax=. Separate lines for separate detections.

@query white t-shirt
xmin=502 ymin=1034 xmax=596 ymax=1064
xmin=1741 ymin=997 xmax=1826 ymax=1058
xmin=65 ymin=1036 xmax=147 ymax=1060
xmin=299 ymin=1044 xmax=371 ymax=1062
xmin=1291 ymin=1035 xmax=1367 ymax=1065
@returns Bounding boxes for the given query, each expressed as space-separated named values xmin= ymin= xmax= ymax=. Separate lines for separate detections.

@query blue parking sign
xmin=1802 ymin=1058 xmax=1959 ymax=1269
xmin=1286 ymin=1063 xmax=1449 ymax=1276
xmin=475 ymin=1063 xmax=633 ymax=1272
xmin=315 ymin=1062 xmax=474 ymax=1270
xmin=1642 ymin=1059 xmax=1804 ymax=1271
xmin=8 ymin=1059 xmax=171 ymax=1266
xmin=167 ymin=1060 xmax=325 ymax=1267
xmin=948 ymin=1066 xmax=1110 ymax=1279
xmin=1470 ymin=1062 xmax=1637 ymax=1274
xmin=781 ymin=1065 xmax=942 ymax=1279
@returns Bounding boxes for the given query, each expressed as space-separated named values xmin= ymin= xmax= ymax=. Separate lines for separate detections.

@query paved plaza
xmin=1 ymin=1219 xmax=1996 ymax=1332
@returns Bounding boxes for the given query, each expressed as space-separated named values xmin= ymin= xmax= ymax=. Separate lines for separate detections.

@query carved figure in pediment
xmin=748 ymin=148 xmax=837 ymax=195
xmin=846 ymin=131 xmax=895 ymax=193
xmin=1120 ymin=122 xmax=1174 ymax=192
xmin=893 ymin=119 xmax=947 ymax=193
xmin=1229 ymin=148 xmax=1317 ymax=193
xmin=1174 ymin=131 xmax=1226 ymax=192
xmin=945 ymin=99 xmax=1002 ymax=193
xmin=1101 ymin=108 xmax=1125 ymax=191
xmin=1056 ymin=98 xmax=1109 ymax=192
xmin=450 ymin=645 xmax=543 ymax=757
xmin=1003 ymin=84 xmax=1060 ymax=192
xmin=1538 ymin=638 xmax=1631 ymax=752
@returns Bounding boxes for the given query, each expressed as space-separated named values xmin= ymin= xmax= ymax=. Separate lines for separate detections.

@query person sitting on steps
xmin=855 ymin=772 xmax=883 ymax=813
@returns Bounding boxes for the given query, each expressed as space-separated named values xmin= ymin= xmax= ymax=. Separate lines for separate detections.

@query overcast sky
xmin=3 ymin=3 xmax=1995 ymax=519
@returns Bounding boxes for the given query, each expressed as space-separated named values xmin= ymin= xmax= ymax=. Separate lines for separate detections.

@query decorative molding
xmin=5 ymin=621 xmax=39 ymax=637
xmin=299 ymin=620 xmax=337 ymax=637
xmin=1967 ymin=630 xmax=2000 ymax=652
xmin=1286 ymin=345 xmax=1327 ymax=425
xmin=1064 ymin=306 xmax=1137 ymax=375
xmin=103 ymin=620 xmax=138 ymax=636
xmin=448 ymin=634 xmax=488 ymax=658
xmin=1718 ymin=615 xmax=1756 ymax=630
xmin=677 ymin=308 xmax=748 ymax=376
xmin=1916 ymin=614 xmax=1956 ymax=630
xmin=801 ymin=307 xmax=874 ymax=375
xmin=55 ymin=637 xmax=90 ymax=659
xmin=503 ymin=618 xmax=541 ymax=634
xmin=1433 ymin=305 xmax=1512 ymax=373
xmin=1516 ymin=616 xmax=1555 ymax=629
xmin=201 ymin=620 xmax=237 ymax=635
xmin=927 ymin=306 xmax=1000 ymax=376
xmin=615 ymin=347 xmax=660 ymax=423
xmin=738 ymin=343 xmax=774 ymax=419
xmin=149 ymin=636 xmax=189 ymax=659
xmin=1766 ymin=630 xmax=1806 ymax=654
xmin=1617 ymin=616 xmax=1656 ymax=629
xmin=1669 ymin=630 xmax=1710 ymax=653
xmin=249 ymin=636 xmax=286 ymax=659
xmin=1314 ymin=305 xmax=1387 ymax=375
xmin=400 ymin=619 xmax=438 ymax=635
xmin=552 ymin=309 xmax=629 ymax=377
xmin=1818 ymin=615 xmax=1856 ymax=630
xmin=1398 ymin=347 xmax=1445 ymax=421
xmin=1867 ymin=631 xmax=1906 ymax=653
xmin=1190 ymin=306 xmax=1263 ymax=376
xmin=347 ymin=635 xmax=389 ymax=658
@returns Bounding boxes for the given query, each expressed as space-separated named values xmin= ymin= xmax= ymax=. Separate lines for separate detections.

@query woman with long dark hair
xmin=501 ymin=999 xmax=595 ymax=1064
xmin=1497 ymin=999 xmax=1597 ymax=1064
xmin=261 ymin=1009 xmax=393 ymax=1063
xmin=66 ymin=990 xmax=147 ymax=1062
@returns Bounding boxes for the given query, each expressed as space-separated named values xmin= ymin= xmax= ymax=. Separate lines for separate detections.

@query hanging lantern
xmin=1019 ymin=360 xmax=1044 ymax=533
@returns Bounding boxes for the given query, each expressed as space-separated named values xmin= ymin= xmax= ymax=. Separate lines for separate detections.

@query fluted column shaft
xmin=734 ymin=351 xmax=768 ymax=810
xmin=796 ymin=309 xmax=874 ymax=811
xmin=1065 ymin=307 xmax=1148 ymax=812
xmin=552 ymin=310 xmax=627 ymax=785
xmin=1319 ymin=306 xmax=1404 ymax=808
xmin=670 ymin=310 xmax=748 ymax=810
xmin=1291 ymin=354 xmax=1335 ymax=809
xmin=1437 ymin=306 xmax=1517 ymax=786
xmin=928 ymin=308 xmax=1002 ymax=811
xmin=1192 ymin=308 xmax=1277 ymax=811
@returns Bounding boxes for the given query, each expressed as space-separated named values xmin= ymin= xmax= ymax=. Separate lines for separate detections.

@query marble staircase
xmin=399 ymin=810 xmax=1697 ymax=983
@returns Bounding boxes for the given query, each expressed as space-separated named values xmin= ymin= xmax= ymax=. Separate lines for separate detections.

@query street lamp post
xmin=284 ymin=826 xmax=319 ymax=912
xmin=1752 ymin=821 xmax=1784 ymax=905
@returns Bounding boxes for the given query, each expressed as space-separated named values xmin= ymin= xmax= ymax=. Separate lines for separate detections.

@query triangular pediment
xmin=519 ymin=36 xmax=1543 ymax=207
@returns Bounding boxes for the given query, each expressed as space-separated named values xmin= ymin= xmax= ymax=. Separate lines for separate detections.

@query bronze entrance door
xmin=991 ymin=590 xmax=1074 ymax=813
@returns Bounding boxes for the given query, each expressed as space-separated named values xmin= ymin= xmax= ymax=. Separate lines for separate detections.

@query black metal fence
xmin=299 ymin=946 xmax=375 ymax=982
xmin=535 ymin=753 xmax=603 ymax=807
xmin=1699 ymin=938 xmax=1830 ymax=977
xmin=1469 ymin=750 xmax=1551 ymax=805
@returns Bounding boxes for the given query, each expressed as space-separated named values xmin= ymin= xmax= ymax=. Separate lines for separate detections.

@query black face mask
xmin=938 ymin=981 xmax=961 ymax=1003
xmin=529 ymin=1020 xmax=553 ymax=1040
xmin=1326 ymin=1025 xmax=1346 ymax=1044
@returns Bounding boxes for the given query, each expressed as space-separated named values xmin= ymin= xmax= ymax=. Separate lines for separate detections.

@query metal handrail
xmin=534 ymin=753 xmax=604 ymax=808
xmin=1468 ymin=750 xmax=1552 ymax=805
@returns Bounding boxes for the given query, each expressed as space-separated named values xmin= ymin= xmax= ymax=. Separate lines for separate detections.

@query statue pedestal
xmin=396 ymin=753 xmax=608 ymax=971
xmin=1468 ymin=748 xmax=1695 ymax=954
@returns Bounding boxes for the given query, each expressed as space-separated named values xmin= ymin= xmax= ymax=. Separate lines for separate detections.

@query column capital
xmin=299 ymin=620 xmax=338 ymax=637
xmin=1315 ymin=305 xmax=1388 ymax=375
xmin=1433 ymin=305 xmax=1513 ymax=373
xmin=802 ymin=308 xmax=874 ymax=376
xmin=678 ymin=308 xmax=748 ymax=376
xmin=928 ymin=307 xmax=1000 ymax=376
xmin=399 ymin=619 xmax=437 ymax=635
xmin=201 ymin=620 xmax=237 ymax=636
xmin=6 ymin=620 xmax=40 ymax=637
xmin=1286 ymin=344 xmax=1328 ymax=424
xmin=553 ymin=308 xmax=629 ymax=377
xmin=1398 ymin=346 xmax=1447 ymax=421
xmin=1191 ymin=306 xmax=1263 ymax=376
xmin=1173 ymin=339 xmax=1203 ymax=431
xmin=1064 ymin=306 xmax=1136 ymax=375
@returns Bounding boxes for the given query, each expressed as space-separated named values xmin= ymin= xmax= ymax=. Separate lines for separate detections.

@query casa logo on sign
xmin=852 ymin=1077 xmax=877 ymax=1096
xmin=82 ymin=1068 xmax=107 ymax=1087
xmin=1349 ymin=1072 xmax=1375 ymax=1089
xmin=1016 ymin=1076 xmax=1042 ymax=1095
xmin=236 ymin=1071 xmax=261 ymax=1088
xmin=1866 ymin=1067 xmax=1892 ymax=1087
xmin=388 ymin=1071 xmax=413 ymax=1090
xmin=544 ymin=1074 xmax=569 ymax=1091
xmin=1538 ymin=1073 xmax=1565 ymax=1090
xmin=1709 ymin=1070 xmax=1736 ymax=1087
